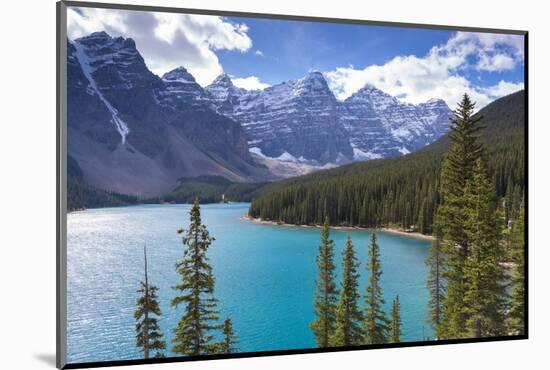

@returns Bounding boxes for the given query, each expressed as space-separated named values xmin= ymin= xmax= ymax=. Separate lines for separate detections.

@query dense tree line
xmin=153 ymin=176 xmax=266 ymax=204
xmin=425 ymin=94 xmax=525 ymax=339
xmin=311 ymin=227 xmax=402 ymax=347
xmin=249 ymin=91 xmax=525 ymax=234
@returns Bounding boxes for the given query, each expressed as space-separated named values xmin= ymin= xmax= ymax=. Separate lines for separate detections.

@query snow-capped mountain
xmin=68 ymin=31 xmax=453 ymax=196
xmin=67 ymin=32 xmax=270 ymax=197
xmin=207 ymin=71 xmax=353 ymax=164
xmin=341 ymin=84 xmax=453 ymax=158
xmin=155 ymin=66 xmax=211 ymax=109
xmin=204 ymin=73 xmax=247 ymax=116
xmin=206 ymin=73 xmax=453 ymax=164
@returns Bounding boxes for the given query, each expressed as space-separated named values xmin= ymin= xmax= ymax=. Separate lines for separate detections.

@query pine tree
xmin=462 ymin=159 xmax=507 ymax=337
xmin=171 ymin=198 xmax=221 ymax=356
xmin=436 ymin=94 xmax=485 ymax=339
xmin=390 ymin=295 xmax=402 ymax=343
xmin=363 ymin=233 xmax=390 ymax=344
xmin=135 ymin=245 xmax=165 ymax=359
xmin=426 ymin=224 xmax=446 ymax=338
xmin=509 ymin=199 xmax=525 ymax=335
xmin=221 ymin=317 xmax=239 ymax=354
xmin=310 ymin=218 xmax=339 ymax=348
xmin=331 ymin=236 xmax=363 ymax=346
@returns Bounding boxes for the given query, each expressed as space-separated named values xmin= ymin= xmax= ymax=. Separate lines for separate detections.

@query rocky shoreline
xmin=241 ymin=215 xmax=435 ymax=241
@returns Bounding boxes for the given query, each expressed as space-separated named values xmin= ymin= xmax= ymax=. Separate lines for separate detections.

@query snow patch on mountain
xmin=398 ymin=147 xmax=411 ymax=155
xmin=250 ymin=147 xmax=300 ymax=163
xmin=72 ymin=39 xmax=130 ymax=144
xmin=353 ymin=147 xmax=383 ymax=160
xmin=276 ymin=151 xmax=298 ymax=162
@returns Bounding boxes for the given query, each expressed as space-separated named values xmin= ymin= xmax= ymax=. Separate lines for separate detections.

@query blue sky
xmin=67 ymin=6 xmax=524 ymax=108
xmin=218 ymin=18 xmax=455 ymax=84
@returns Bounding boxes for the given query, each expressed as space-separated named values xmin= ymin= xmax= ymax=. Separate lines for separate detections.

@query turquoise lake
xmin=67 ymin=203 xmax=433 ymax=364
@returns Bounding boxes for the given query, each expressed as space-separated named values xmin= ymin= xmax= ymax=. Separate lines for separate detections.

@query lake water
xmin=67 ymin=203 xmax=432 ymax=364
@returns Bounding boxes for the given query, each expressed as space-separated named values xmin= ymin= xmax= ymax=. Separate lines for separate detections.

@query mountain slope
xmin=207 ymin=73 xmax=453 ymax=164
xmin=208 ymin=71 xmax=354 ymax=164
xmin=341 ymin=85 xmax=452 ymax=158
xmin=248 ymin=90 xmax=525 ymax=232
xmin=67 ymin=32 xmax=271 ymax=198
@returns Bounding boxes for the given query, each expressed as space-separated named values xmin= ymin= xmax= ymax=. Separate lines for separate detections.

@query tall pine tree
xmin=390 ymin=295 xmax=402 ymax=343
xmin=135 ymin=245 xmax=165 ymax=359
xmin=331 ymin=236 xmax=363 ymax=346
xmin=363 ymin=233 xmax=390 ymax=344
xmin=462 ymin=159 xmax=507 ymax=337
xmin=310 ymin=218 xmax=338 ymax=347
xmin=171 ymin=198 xmax=222 ymax=355
xmin=221 ymin=317 xmax=239 ymax=354
xmin=509 ymin=198 xmax=525 ymax=335
xmin=436 ymin=94 xmax=484 ymax=339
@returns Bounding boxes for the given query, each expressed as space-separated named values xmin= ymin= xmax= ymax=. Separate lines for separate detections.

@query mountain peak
xmin=422 ymin=98 xmax=448 ymax=107
xmin=75 ymin=31 xmax=112 ymax=43
xmin=212 ymin=73 xmax=234 ymax=86
xmin=306 ymin=70 xmax=324 ymax=78
xmin=303 ymin=71 xmax=327 ymax=83
xmin=357 ymin=83 xmax=387 ymax=95
xmin=346 ymin=83 xmax=397 ymax=107
xmin=162 ymin=67 xmax=197 ymax=83
xmin=293 ymin=71 xmax=331 ymax=95
xmin=74 ymin=31 xmax=138 ymax=54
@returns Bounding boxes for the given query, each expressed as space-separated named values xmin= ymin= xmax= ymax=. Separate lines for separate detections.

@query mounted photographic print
xmin=56 ymin=1 xmax=528 ymax=368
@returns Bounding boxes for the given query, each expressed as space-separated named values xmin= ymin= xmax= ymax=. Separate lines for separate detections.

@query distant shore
xmin=241 ymin=215 xmax=435 ymax=241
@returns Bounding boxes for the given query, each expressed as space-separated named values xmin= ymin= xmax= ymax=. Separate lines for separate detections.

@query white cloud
xmin=325 ymin=31 xmax=524 ymax=109
xmin=477 ymin=53 xmax=515 ymax=72
xmin=254 ymin=50 xmax=264 ymax=57
xmin=67 ymin=7 xmax=252 ymax=86
xmin=232 ymin=76 xmax=271 ymax=90
xmin=482 ymin=80 xmax=524 ymax=98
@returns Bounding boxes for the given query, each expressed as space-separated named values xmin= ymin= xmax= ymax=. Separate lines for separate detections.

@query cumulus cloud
xmin=67 ymin=7 xmax=252 ymax=86
xmin=254 ymin=50 xmax=264 ymax=57
xmin=325 ymin=31 xmax=524 ymax=109
xmin=482 ymin=80 xmax=525 ymax=98
xmin=232 ymin=76 xmax=271 ymax=90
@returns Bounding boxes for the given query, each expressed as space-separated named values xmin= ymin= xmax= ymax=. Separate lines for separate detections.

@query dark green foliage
xmin=310 ymin=219 xmax=339 ymax=348
xmin=462 ymin=159 xmax=507 ymax=337
xmin=363 ymin=233 xmax=390 ymax=344
xmin=155 ymin=176 xmax=266 ymax=204
xmin=390 ymin=296 xmax=402 ymax=343
xmin=248 ymin=91 xmax=525 ymax=233
xmin=437 ymin=95 xmax=486 ymax=339
xmin=221 ymin=317 xmax=239 ymax=354
xmin=434 ymin=94 xmax=517 ymax=340
xmin=171 ymin=198 xmax=222 ymax=355
xmin=426 ymin=228 xmax=446 ymax=338
xmin=509 ymin=200 xmax=525 ymax=335
xmin=331 ymin=236 xmax=363 ymax=346
xmin=135 ymin=245 xmax=165 ymax=359
xmin=67 ymin=155 xmax=138 ymax=211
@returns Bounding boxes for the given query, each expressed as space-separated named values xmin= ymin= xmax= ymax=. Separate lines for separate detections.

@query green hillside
xmin=249 ymin=90 xmax=525 ymax=234
xmin=150 ymin=176 xmax=267 ymax=204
